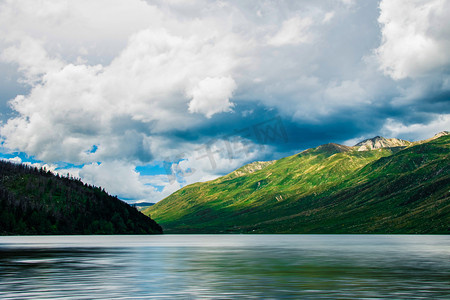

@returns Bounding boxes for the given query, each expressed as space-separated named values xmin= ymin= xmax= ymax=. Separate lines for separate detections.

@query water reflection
xmin=1 ymin=235 xmax=449 ymax=299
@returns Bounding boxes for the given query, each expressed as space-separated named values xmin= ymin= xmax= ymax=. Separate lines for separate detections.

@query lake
xmin=1 ymin=235 xmax=449 ymax=299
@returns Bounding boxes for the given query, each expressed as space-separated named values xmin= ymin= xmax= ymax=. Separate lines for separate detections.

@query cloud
xmin=267 ymin=16 xmax=313 ymax=46
xmin=381 ymin=114 xmax=450 ymax=141
xmin=163 ymin=136 xmax=270 ymax=185
xmin=0 ymin=0 xmax=162 ymax=65
xmin=376 ymin=0 xmax=450 ymax=80
xmin=0 ymin=20 xmax=245 ymax=164
xmin=0 ymin=63 xmax=105 ymax=163
xmin=188 ymin=76 xmax=236 ymax=118
xmin=1 ymin=37 xmax=64 ymax=85
xmin=67 ymin=136 xmax=267 ymax=202
xmin=322 ymin=12 xmax=335 ymax=24
xmin=340 ymin=0 xmax=355 ymax=6
xmin=3 ymin=156 xmax=22 ymax=164
xmin=79 ymin=160 xmax=158 ymax=201
xmin=296 ymin=79 xmax=370 ymax=119
xmin=0 ymin=0 xmax=449 ymax=203
xmin=323 ymin=80 xmax=368 ymax=105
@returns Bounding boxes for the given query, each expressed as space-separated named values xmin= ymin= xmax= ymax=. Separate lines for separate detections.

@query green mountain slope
xmin=144 ymin=135 xmax=450 ymax=234
xmin=0 ymin=161 xmax=162 ymax=235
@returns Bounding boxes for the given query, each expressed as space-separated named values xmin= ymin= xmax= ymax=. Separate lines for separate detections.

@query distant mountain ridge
xmin=144 ymin=132 xmax=450 ymax=234
xmin=134 ymin=202 xmax=155 ymax=211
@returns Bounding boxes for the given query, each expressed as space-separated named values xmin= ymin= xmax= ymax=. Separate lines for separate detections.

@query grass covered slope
xmin=0 ymin=161 xmax=162 ymax=235
xmin=145 ymin=135 xmax=449 ymax=234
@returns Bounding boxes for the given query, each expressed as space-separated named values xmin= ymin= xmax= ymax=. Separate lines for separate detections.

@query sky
xmin=0 ymin=0 xmax=449 ymax=203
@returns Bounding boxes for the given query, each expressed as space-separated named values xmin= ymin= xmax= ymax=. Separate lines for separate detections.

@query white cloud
xmin=188 ymin=76 xmax=236 ymax=118
xmin=376 ymin=0 xmax=450 ymax=79
xmin=381 ymin=114 xmax=450 ymax=141
xmin=1 ymin=37 xmax=64 ymax=84
xmin=340 ymin=0 xmax=355 ymax=6
xmin=0 ymin=63 xmax=105 ymax=163
xmin=292 ymin=79 xmax=370 ymax=120
xmin=26 ymin=162 xmax=58 ymax=173
xmin=69 ymin=136 xmax=267 ymax=202
xmin=164 ymin=137 xmax=269 ymax=184
xmin=0 ymin=0 xmax=162 ymax=65
xmin=3 ymin=156 xmax=22 ymax=164
xmin=322 ymin=12 xmax=335 ymax=24
xmin=79 ymin=161 xmax=158 ymax=201
xmin=0 ymin=17 xmax=245 ymax=164
xmin=323 ymin=80 xmax=369 ymax=105
xmin=267 ymin=16 xmax=313 ymax=46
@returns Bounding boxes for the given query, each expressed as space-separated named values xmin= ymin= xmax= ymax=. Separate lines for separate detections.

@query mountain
xmin=418 ymin=131 xmax=450 ymax=144
xmin=144 ymin=134 xmax=450 ymax=234
xmin=134 ymin=202 xmax=155 ymax=211
xmin=0 ymin=161 xmax=162 ymax=235
xmin=355 ymin=136 xmax=411 ymax=151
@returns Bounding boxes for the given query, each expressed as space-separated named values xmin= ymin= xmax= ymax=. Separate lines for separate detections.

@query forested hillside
xmin=145 ymin=135 xmax=449 ymax=234
xmin=0 ymin=161 xmax=162 ymax=235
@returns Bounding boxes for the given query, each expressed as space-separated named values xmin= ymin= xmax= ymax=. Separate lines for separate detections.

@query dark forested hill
xmin=0 ymin=161 xmax=162 ymax=235
xmin=144 ymin=134 xmax=449 ymax=234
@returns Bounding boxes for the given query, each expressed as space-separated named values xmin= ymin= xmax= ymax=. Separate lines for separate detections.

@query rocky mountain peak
xmin=355 ymin=136 xmax=411 ymax=151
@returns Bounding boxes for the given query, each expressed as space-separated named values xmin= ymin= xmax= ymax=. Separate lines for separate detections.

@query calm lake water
xmin=1 ymin=235 xmax=449 ymax=299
